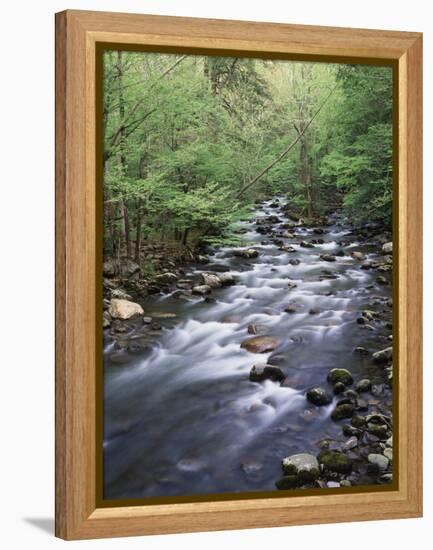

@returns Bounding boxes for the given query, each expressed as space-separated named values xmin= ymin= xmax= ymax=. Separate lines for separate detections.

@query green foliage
xmin=103 ymin=52 xmax=393 ymax=262
xmin=319 ymin=65 xmax=393 ymax=223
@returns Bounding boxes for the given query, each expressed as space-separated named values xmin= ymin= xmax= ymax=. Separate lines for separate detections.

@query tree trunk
xmin=134 ymin=199 xmax=142 ymax=263
xmin=116 ymin=51 xmax=132 ymax=258
xmin=122 ymin=200 xmax=132 ymax=257
xmin=300 ymin=135 xmax=314 ymax=218
xmin=181 ymin=228 xmax=189 ymax=247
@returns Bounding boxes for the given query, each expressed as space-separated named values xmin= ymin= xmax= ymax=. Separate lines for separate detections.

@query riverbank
xmin=103 ymin=197 xmax=393 ymax=498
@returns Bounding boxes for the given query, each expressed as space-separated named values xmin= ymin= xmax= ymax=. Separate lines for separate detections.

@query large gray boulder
xmin=282 ymin=453 xmax=319 ymax=481
xmin=154 ymin=272 xmax=178 ymax=284
xmin=103 ymin=258 xmax=140 ymax=279
xmin=218 ymin=272 xmax=236 ymax=286
xmin=382 ymin=242 xmax=393 ymax=254
xmin=368 ymin=453 xmax=389 ymax=471
xmin=201 ymin=273 xmax=222 ymax=288
xmin=192 ymin=285 xmax=212 ymax=295
xmin=109 ymin=298 xmax=144 ymax=320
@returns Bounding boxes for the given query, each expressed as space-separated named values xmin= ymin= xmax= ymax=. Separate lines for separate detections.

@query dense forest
xmin=103 ymin=53 xmax=392 ymax=272
xmin=103 ymin=53 xmax=394 ymax=498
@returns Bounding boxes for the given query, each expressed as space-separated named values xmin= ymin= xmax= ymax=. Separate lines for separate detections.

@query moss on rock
xmin=318 ymin=450 xmax=352 ymax=474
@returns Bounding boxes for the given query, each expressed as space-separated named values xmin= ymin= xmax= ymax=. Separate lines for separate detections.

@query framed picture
xmin=55 ymin=10 xmax=422 ymax=540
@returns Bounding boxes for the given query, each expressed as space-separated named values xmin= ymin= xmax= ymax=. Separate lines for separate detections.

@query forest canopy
xmin=103 ymin=52 xmax=393 ymax=266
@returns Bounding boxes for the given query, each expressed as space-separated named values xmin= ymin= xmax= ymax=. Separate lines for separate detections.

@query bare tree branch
xmin=236 ymin=85 xmax=337 ymax=198
xmin=106 ymin=55 xmax=188 ymax=157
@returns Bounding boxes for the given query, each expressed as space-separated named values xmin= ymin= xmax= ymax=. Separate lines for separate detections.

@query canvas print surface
xmin=102 ymin=51 xmax=394 ymax=501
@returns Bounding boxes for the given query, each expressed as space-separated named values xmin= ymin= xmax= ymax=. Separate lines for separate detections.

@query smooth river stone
xmin=241 ymin=336 xmax=280 ymax=353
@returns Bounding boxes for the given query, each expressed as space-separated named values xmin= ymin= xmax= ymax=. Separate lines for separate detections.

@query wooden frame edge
xmin=55 ymin=10 xmax=423 ymax=540
xmin=54 ymin=10 xmax=67 ymax=540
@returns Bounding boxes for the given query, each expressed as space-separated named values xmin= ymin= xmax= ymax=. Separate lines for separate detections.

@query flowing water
xmin=103 ymin=198 xmax=392 ymax=499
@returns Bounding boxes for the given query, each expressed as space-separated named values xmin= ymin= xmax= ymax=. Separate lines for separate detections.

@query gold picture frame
xmin=55 ymin=9 xmax=422 ymax=540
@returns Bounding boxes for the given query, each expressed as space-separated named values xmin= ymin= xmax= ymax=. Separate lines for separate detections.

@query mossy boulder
xmin=351 ymin=415 xmax=367 ymax=428
xmin=282 ymin=453 xmax=319 ymax=482
xmin=327 ymin=368 xmax=354 ymax=386
xmin=366 ymin=422 xmax=388 ymax=439
xmin=331 ymin=403 xmax=355 ymax=421
xmin=318 ymin=450 xmax=352 ymax=474
xmin=306 ymin=387 xmax=332 ymax=406
xmin=275 ymin=475 xmax=299 ymax=490
xmin=355 ymin=379 xmax=372 ymax=393
xmin=333 ymin=382 xmax=346 ymax=395
xmin=249 ymin=364 xmax=285 ymax=383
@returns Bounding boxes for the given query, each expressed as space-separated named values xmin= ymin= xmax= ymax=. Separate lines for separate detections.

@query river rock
xmin=356 ymin=399 xmax=369 ymax=411
xmin=241 ymin=336 xmax=280 ymax=353
xmin=267 ymin=354 xmax=286 ymax=366
xmin=377 ymin=275 xmax=388 ymax=285
xmin=103 ymin=311 xmax=111 ymax=328
xmin=340 ymin=480 xmax=352 ymax=487
xmin=306 ymin=387 xmax=332 ymax=406
xmin=380 ymin=473 xmax=393 ymax=483
xmin=372 ymin=346 xmax=392 ymax=363
xmin=218 ymin=272 xmax=236 ymax=286
xmin=382 ymin=242 xmax=393 ymax=254
xmin=351 ymin=415 xmax=367 ymax=428
xmin=234 ymin=249 xmax=258 ymax=259
xmin=300 ymin=241 xmax=315 ymax=248
xmin=331 ymin=403 xmax=355 ymax=421
xmin=284 ymin=303 xmax=300 ymax=314
xmin=103 ymin=257 xmax=140 ymax=279
xmin=192 ymin=285 xmax=212 ymax=295
xmin=342 ymin=389 xmax=358 ymax=401
xmin=351 ymin=251 xmax=365 ymax=260
xmin=320 ymin=254 xmax=336 ymax=262
xmin=343 ymin=424 xmax=362 ymax=437
xmin=247 ymin=324 xmax=267 ymax=335
xmin=289 ymin=258 xmax=301 ymax=266
xmin=275 ymin=475 xmax=299 ymax=490
xmin=201 ymin=273 xmax=222 ymax=288
xmin=110 ymin=288 xmax=133 ymax=301
xmin=355 ymin=379 xmax=372 ymax=393
xmin=327 ymin=368 xmax=354 ymax=386
xmin=318 ymin=450 xmax=352 ymax=474
xmin=109 ymin=298 xmax=144 ymax=320
xmin=327 ymin=481 xmax=341 ymax=488
xmin=368 ymin=453 xmax=389 ymax=471
xmin=366 ymin=423 xmax=388 ymax=439
xmin=333 ymin=382 xmax=346 ymax=395
xmin=154 ymin=272 xmax=178 ymax=284
xmin=383 ymin=447 xmax=393 ymax=461
xmin=249 ymin=364 xmax=285 ymax=382
xmin=287 ymin=281 xmax=298 ymax=289
xmin=282 ymin=453 xmax=319 ymax=482
xmin=150 ymin=312 xmax=177 ymax=319
xmin=343 ymin=436 xmax=359 ymax=450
